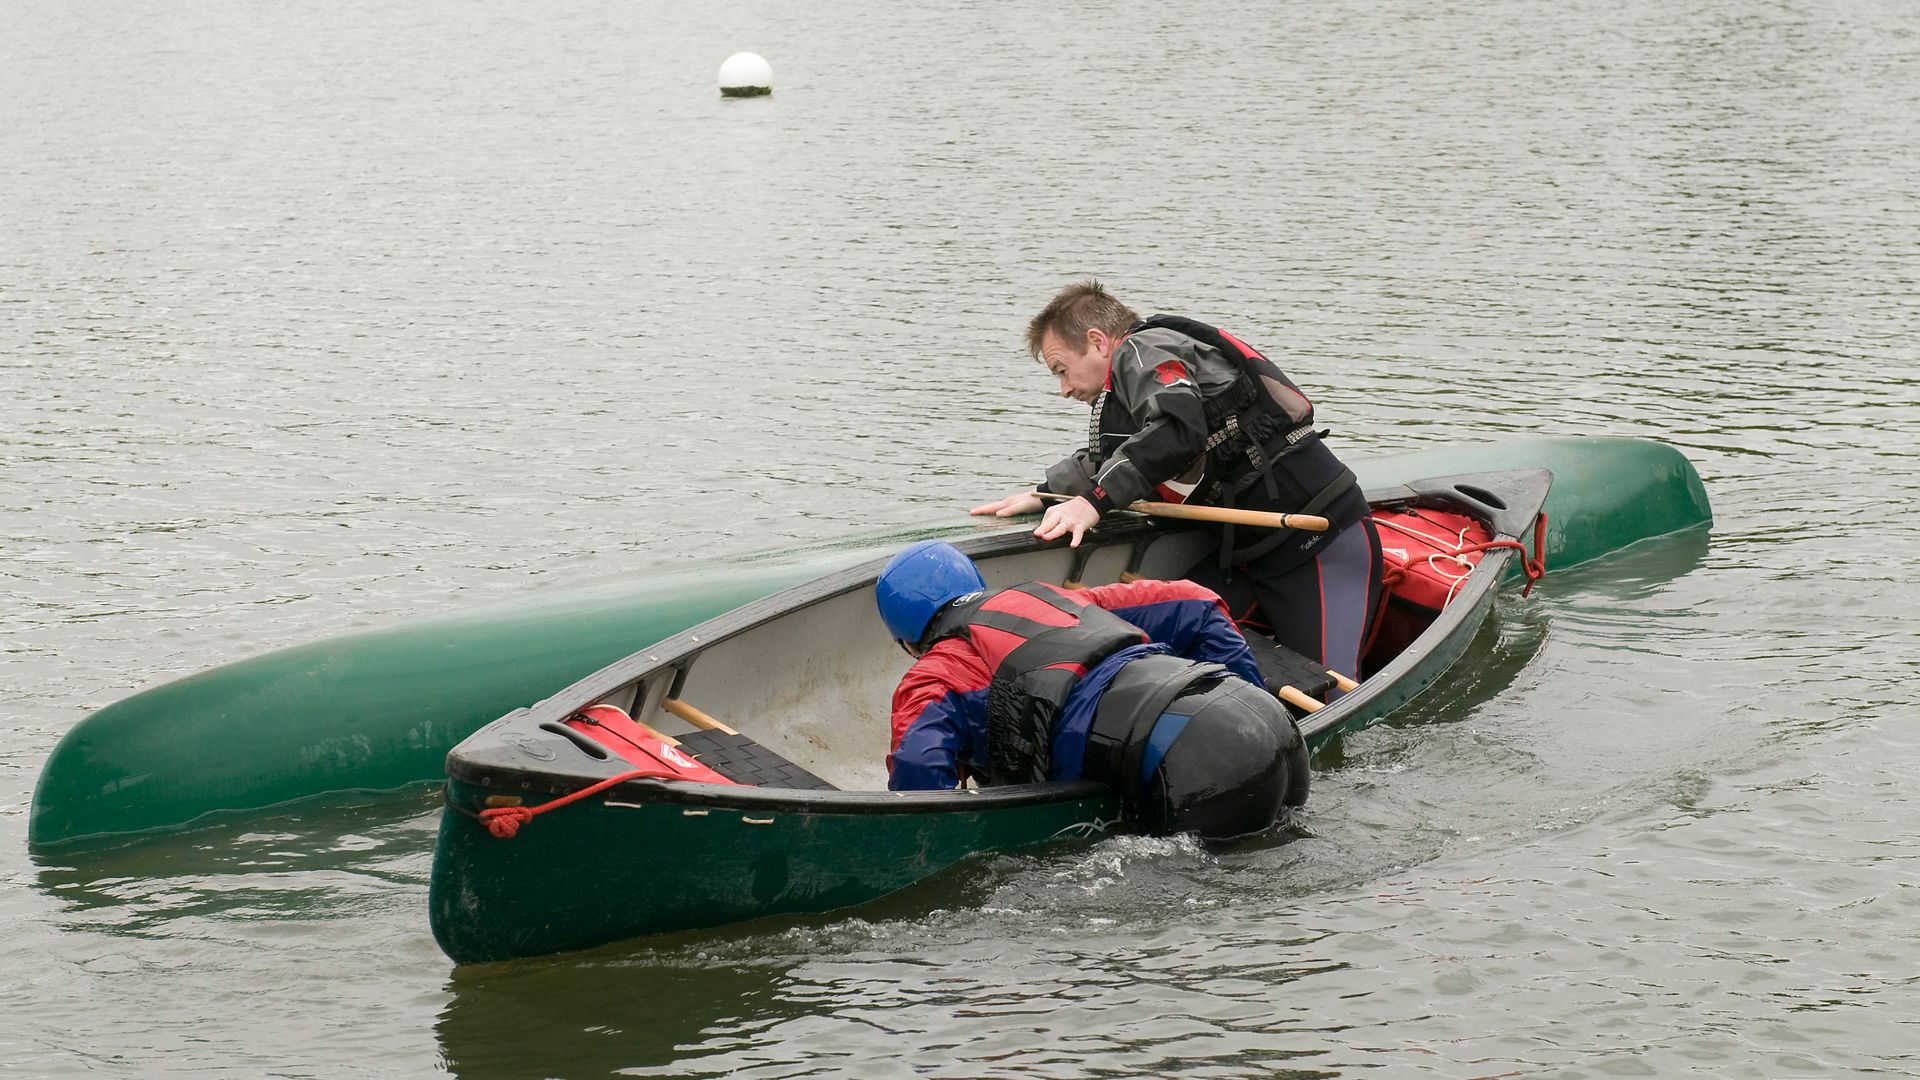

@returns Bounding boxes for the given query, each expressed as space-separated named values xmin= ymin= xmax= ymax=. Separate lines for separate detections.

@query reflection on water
xmin=439 ymin=954 xmax=798 ymax=1080
xmin=436 ymin=839 xmax=1356 ymax=1080
xmin=1542 ymin=523 xmax=1714 ymax=606
xmin=33 ymin=790 xmax=441 ymax=928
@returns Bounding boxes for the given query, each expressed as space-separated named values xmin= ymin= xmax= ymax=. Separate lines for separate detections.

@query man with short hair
xmin=973 ymin=280 xmax=1381 ymax=682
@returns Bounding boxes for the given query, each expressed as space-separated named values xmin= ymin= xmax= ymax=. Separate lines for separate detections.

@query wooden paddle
xmin=1030 ymin=491 xmax=1329 ymax=533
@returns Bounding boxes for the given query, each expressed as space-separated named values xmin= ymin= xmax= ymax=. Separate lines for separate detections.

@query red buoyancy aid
xmin=563 ymin=704 xmax=738 ymax=785
xmin=1370 ymin=507 xmax=1495 ymax=613
xmin=933 ymin=583 xmax=1147 ymax=785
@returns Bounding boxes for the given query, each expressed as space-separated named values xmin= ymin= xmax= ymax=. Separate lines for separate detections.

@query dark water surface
xmin=5 ymin=1 xmax=1918 ymax=1076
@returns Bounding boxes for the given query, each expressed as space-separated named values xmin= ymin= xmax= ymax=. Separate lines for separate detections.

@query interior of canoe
xmin=551 ymin=505 xmax=1498 ymax=795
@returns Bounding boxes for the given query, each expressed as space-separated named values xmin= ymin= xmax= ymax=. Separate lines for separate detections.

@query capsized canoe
xmin=428 ymin=469 xmax=1559 ymax=963
xmin=30 ymin=436 xmax=1711 ymax=848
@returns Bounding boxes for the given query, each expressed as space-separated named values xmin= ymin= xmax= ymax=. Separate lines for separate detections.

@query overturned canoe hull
xmin=31 ymin=437 xmax=1710 ymax=848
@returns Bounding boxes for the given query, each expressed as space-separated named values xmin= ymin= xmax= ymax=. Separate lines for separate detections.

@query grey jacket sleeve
xmin=1082 ymin=335 xmax=1212 ymax=514
xmin=1042 ymin=448 xmax=1100 ymax=497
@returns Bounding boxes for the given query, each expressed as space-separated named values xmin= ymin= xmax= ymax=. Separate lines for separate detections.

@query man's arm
xmin=1080 ymin=579 xmax=1264 ymax=688
xmin=1032 ymin=374 xmax=1207 ymax=544
xmin=887 ymin=647 xmax=991 ymax=790
xmin=1080 ymin=337 xmax=1211 ymax=517
xmin=967 ymin=449 xmax=1097 ymax=522
xmin=1041 ymin=448 xmax=1099 ymax=498
xmin=980 ymin=335 xmax=1216 ymax=543
xmin=972 ymin=450 xmax=1104 ymax=544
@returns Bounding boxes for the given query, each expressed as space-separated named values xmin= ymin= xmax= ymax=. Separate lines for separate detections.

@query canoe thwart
xmin=661 ymin=698 xmax=739 ymax=736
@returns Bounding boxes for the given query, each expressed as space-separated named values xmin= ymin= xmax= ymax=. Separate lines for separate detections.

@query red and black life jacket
xmin=1108 ymin=315 xmax=1364 ymax=566
xmin=1137 ymin=313 xmax=1317 ymax=430
xmin=929 ymin=582 xmax=1147 ymax=784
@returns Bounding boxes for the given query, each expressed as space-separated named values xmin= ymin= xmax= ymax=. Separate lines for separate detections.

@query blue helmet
xmin=875 ymin=541 xmax=986 ymax=645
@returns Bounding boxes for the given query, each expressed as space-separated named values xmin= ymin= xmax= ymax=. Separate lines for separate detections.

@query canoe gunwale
xmin=1298 ymin=468 xmax=1552 ymax=748
xmin=444 ymin=468 xmax=1554 ymax=811
xmin=1300 ymin=547 xmax=1508 ymax=749
xmin=445 ymin=773 xmax=1115 ymax=816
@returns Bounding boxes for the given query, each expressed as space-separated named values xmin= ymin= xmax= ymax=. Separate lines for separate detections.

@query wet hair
xmin=1025 ymin=279 xmax=1140 ymax=359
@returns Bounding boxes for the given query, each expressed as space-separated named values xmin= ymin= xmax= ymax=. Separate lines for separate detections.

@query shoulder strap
xmin=985 ymin=586 xmax=1145 ymax=672
xmin=1082 ymin=654 xmax=1226 ymax=801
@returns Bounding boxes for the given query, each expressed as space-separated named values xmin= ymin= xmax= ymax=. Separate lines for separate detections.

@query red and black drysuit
xmin=887 ymin=578 xmax=1264 ymax=792
xmin=1038 ymin=315 xmax=1383 ymax=680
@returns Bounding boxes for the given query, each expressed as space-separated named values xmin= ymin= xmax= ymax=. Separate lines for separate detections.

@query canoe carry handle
xmin=660 ymin=664 xmax=742 ymax=736
xmin=1031 ymin=491 xmax=1329 ymax=533
xmin=661 ymin=698 xmax=740 ymax=736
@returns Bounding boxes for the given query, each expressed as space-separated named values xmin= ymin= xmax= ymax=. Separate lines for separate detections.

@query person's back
xmin=875 ymin=541 xmax=1306 ymax=841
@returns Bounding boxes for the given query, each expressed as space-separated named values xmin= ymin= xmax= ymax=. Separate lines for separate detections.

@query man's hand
xmin=969 ymin=492 xmax=1045 ymax=518
xmin=1033 ymin=496 xmax=1100 ymax=548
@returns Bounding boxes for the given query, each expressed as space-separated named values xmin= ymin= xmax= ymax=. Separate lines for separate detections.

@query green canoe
xmin=425 ymin=459 xmax=1671 ymax=963
xmin=30 ymin=436 xmax=1711 ymax=851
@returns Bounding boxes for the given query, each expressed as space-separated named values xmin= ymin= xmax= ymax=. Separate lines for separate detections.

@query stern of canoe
xmin=428 ymin=778 xmax=1121 ymax=964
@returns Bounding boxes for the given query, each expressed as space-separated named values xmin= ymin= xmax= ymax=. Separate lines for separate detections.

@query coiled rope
xmin=1373 ymin=510 xmax=1548 ymax=602
xmin=475 ymin=768 xmax=658 ymax=839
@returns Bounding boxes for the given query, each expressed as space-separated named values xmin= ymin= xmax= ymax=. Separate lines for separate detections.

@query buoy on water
xmin=718 ymin=52 xmax=772 ymax=98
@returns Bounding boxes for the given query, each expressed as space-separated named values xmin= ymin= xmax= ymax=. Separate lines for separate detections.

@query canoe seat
xmin=1249 ymin=636 xmax=1338 ymax=710
xmin=674 ymin=730 xmax=839 ymax=791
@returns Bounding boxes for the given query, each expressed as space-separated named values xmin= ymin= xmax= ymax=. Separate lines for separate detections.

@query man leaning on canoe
xmin=873 ymin=282 xmax=1382 ymax=841
xmin=972 ymin=280 xmax=1381 ymax=682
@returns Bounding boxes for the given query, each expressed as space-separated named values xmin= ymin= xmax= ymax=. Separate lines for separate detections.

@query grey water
xmin=4 ymin=0 xmax=1918 ymax=1076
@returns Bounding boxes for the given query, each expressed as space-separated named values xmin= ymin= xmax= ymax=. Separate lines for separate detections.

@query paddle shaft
xmin=1030 ymin=491 xmax=1329 ymax=533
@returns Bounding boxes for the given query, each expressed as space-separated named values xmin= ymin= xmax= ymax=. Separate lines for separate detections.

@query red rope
xmin=1231 ymin=600 xmax=1272 ymax=634
xmin=477 ymin=768 xmax=660 ymax=839
xmin=1360 ymin=512 xmax=1549 ymax=665
xmin=1450 ymin=513 xmax=1549 ymax=596
xmin=1360 ymin=563 xmax=1406 ymax=659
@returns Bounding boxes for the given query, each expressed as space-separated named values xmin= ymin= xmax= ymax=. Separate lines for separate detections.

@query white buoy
xmin=718 ymin=52 xmax=772 ymax=97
